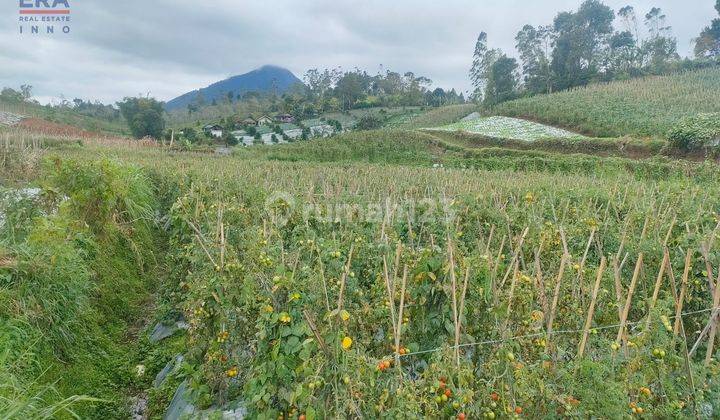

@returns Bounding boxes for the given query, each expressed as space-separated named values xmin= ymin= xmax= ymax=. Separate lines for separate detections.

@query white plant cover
xmin=437 ymin=116 xmax=587 ymax=142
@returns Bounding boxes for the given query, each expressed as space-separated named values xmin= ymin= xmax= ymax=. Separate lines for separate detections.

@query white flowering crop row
xmin=436 ymin=116 xmax=587 ymax=142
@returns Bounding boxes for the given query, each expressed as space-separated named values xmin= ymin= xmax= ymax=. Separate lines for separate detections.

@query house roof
xmin=302 ymin=119 xmax=327 ymax=128
xmin=203 ymin=124 xmax=222 ymax=130
xmin=276 ymin=113 xmax=293 ymax=118
xmin=255 ymin=126 xmax=274 ymax=135
xmin=279 ymin=123 xmax=300 ymax=131
xmin=231 ymin=130 xmax=247 ymax=136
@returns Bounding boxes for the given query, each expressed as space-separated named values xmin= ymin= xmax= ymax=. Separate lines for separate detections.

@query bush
xmin=668 ymin=113 xmax=720 ymax=151
xmin=355 ymin=114 xmax=384 ymax=130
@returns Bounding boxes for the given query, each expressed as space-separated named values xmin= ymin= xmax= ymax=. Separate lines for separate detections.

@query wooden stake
xmin=382 ymin=256 xmax=397 ymax=344
xmin=578 ymin=257 xmax=607 ymax=359
xmin=547 ymin=254 xmax=567 ymax=335
xmin=448 ymin=238 xmax=460 ymax=365
xmin=502 ymin=257 xmax=521 ymax=336
xmin=499 ymin=227 xmax=530 ymax=290
xmin=576 ymin=228 xmax=597 ymax=285
xmin=616 ymin=253 xmax=644 ymax=346
xmin=612 ymin=255 xmax=626 ymax=324
xmin=705 ymin=268 xmax=720 ymax=365
xmin=303 ymin=309 xmax=330 ymax=356
xmin=534 ymin=246 xmax=549 ymax=322
xmin=645 ymin=249 xmax=669 ymax=330
xmin=674 ymin=249 xmax=693 ymax=336
xmin=394 ymin=266 xmax=408 ymax=372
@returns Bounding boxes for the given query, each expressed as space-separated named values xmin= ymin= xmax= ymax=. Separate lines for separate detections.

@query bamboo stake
xmin=579 ymin=228 xmax=597 ymax=270
xmin=578 ymin=257 xmax=607 ymax=359
xmin=382 ymin=256 xmax=397 ymax=343
xmin=612 ymin=255 xmax=626 ymax=324
xmin=616 ymin=253 xmax=644 ymax=346
xmin=456 ymin=266 xmax=471 ymax=366
xmin=547 ymin=255 xmax=567 ymax=336
xmin=502 ymin=258 xmax=521 ymax=336
xmin=303 ymin=310 xmax=330 ymax=356
xmin=534 ymin=247 xmax=549 ymax=321
xmin=491 ymin=236 xmax=506 ymax=286
xmin=448 ymin=238 xmax=460 ymax=365
xmin=674 ymin=249 xmax=693 ymax=336
xmin=663 ymin=214 xmax=677 ymax=247
xmin=499 ymin=227 xmax=530 ymax=290
xmin=316 ymin=249 xmax=331 ymax=313
xmin=645 ymin=249 xmax=669 ymax=331
xmin=484 ymin=225 xmax=495 ymax=257
xmin=640 ymin=215 xmax=650 ymax=242
xmin=394 ymin=266 xmax=408 ymax=372
xmin=678 ymin=312 xmax=701 ymax=420
xmin=336 ymin=244 xmax=355 ymax=312
xmin=705 ymin=268 xmax=720 ymax=365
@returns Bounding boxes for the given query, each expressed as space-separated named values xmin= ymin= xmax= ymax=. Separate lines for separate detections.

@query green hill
xmin=493 ymin=68 xmax=720 ymax=138
xmin=0 ymin=98 xmax=128 ymax=135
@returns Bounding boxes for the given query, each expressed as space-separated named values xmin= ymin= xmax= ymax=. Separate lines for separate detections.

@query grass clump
xmin=0 ymin=157 xmax=159 ymax=418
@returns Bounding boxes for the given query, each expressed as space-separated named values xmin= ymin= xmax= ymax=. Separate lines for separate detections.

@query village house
xmin=240 ymin=117 xmax=257 ymax=126
xmin=256 ymin=114 xmax=273 ymax=125
xmin=275 ymin=113 xmax=294 ymax=123
xmin=240 ymin=114 xmax=273 ymax=127
xmin=202 ymin=124 xmax=223 ymax=138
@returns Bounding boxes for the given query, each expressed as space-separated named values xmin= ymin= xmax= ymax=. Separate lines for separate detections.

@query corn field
xmin=494 ymin=68 xmax=720 ymax=138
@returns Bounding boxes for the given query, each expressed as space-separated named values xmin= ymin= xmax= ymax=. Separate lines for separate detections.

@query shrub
xmin=355 ymin=114 xmax=384 ymax=130
xmin=668 ymin=113 xmax=720 ymax=151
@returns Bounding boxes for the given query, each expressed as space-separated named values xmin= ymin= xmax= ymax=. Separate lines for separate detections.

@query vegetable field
xmin=493 ymin=68 xmax=720 ymax=138
xmin=435 ymin=116 xmax=587 ymax=142
xmin=3 ymin=128 xmax=720 ymax=419
xmin=149 ymin=156 xmax=720 ymax=419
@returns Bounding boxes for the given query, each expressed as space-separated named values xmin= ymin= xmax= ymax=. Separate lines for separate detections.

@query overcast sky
xmin=0 ymin=0 xmax=714 ymax=105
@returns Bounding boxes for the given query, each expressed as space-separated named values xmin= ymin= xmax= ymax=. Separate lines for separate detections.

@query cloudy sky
xmin=0 ymin=0 xmax=714 ymax=104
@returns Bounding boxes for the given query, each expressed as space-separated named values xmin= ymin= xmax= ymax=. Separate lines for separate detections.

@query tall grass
xmin=0 ymin=157 xmax=158 ymax=418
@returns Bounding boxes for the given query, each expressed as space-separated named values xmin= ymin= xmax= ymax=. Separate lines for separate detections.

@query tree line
xmin=471 ymin=0 xmax=720 ymax=106
xmin=298 ymin=68 xmax=465 ymax=114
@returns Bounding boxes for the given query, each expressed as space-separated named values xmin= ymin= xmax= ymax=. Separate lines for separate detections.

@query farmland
xmin=434 ymin=116 xmax=588 ymax=142
xmin=6 ymin=0 xmax=720 ymax=416
xmin=493 ymin=68 xmax=720 ymax=138
xmin=2 ymin=124 xmax=720 ymax=419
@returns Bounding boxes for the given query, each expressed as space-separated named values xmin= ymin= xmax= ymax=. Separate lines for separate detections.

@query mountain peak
xmin=165 ymin=65 xmax=302 ymax=111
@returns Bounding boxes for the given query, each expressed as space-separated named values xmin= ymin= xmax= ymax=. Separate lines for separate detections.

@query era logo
xmin=19 ymin=0 xmax=70 ymax=7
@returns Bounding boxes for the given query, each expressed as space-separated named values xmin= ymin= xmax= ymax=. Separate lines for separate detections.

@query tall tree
xmin=334 ymin=70 xmax=369 ymax=110
xmin=618 ymin=6 xmax=639 ymax=42
xmin=484 ymin=55 xmax=519 ymax=106
xmin=695 ymin=0 xmax=720 ymax=58
xmin=607 ymin=30 xmax=637 ymax=76
xmin=516 ymin=25 xmax=553 ymax=94
xmin=19 ymin=84 xmax=32 ymax=101
xmin=117 ymin=97 xmax=165 ymax=139
xmin=550 ymin=0 xmax=614 ymax=91
xmin=641 ymin=7 xmax=679 ymax=72
xmin=469 ymin=32 xmax=488 ymax=100
xmin=469 ymin=32 xmax=501 ymax=102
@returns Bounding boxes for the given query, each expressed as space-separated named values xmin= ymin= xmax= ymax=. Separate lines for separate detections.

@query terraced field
xmin=493 ymin=68 xmax=720 ymax=138
xmin=434 ymin=115 xmax=588 ymax=142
